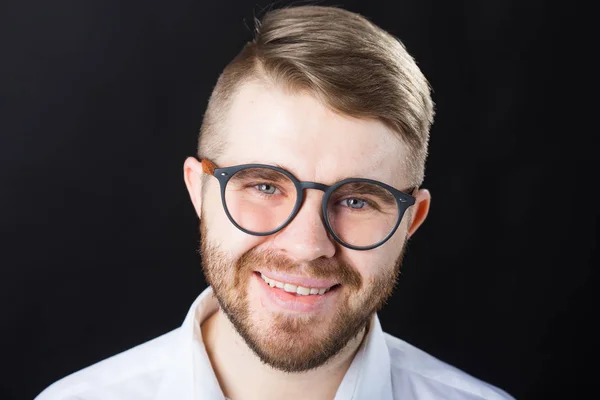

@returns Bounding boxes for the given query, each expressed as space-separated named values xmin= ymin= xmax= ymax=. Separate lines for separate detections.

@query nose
xmin=271 ymin=189 xmax=337 ymax=261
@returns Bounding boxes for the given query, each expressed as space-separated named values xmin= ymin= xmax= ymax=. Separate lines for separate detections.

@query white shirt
xmin=36 ymin=287 xmax=514 ymax=400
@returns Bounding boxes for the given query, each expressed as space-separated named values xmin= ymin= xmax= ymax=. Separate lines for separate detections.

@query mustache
xmin=235 ymin=248 xmax=362 ymax=290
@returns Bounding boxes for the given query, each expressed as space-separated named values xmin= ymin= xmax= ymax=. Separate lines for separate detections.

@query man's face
xmin=196 ymin=81 xmax=413 ymax=372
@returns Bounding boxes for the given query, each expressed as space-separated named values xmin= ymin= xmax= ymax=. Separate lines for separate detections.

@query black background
xmin=1 ymin=1 xmax=596 ymax=399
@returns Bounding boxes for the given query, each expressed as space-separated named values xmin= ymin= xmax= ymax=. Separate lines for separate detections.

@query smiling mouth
xmin=254 ymin=271 xmax=341 ymax=296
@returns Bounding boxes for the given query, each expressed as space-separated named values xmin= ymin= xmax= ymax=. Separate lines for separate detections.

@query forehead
xmin=219 ymin=81 xmax=409 ymax=187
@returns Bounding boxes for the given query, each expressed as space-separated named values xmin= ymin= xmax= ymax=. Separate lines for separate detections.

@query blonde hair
xmin=198 ymin=5 xmax=434 ymax=186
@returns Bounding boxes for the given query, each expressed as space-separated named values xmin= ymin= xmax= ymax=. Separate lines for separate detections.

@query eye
xmin=340 ymin=198 xmax=366 ymax=209
xmin=255 ymin=183 xmax=278 ymax=194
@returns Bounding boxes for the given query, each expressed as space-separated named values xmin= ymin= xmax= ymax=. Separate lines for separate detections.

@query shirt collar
xmin=335 ymin=314 xmax=394 ymax=400
xmin=157 ymin=286 xmax=393 ymax=400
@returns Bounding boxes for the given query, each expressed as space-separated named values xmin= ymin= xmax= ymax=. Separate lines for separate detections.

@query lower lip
xmin=253 ymin=272 xmax=339 ymax=313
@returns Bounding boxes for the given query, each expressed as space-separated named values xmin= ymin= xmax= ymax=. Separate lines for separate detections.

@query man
xmin=37 ymin=5 xmax=514 ymax=400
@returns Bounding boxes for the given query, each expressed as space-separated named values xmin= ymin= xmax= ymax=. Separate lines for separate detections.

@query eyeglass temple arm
xmin=200 ymin=159 xmax=217 ymax=176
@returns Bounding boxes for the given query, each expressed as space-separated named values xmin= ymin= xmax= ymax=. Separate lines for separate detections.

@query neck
xmin=201 ymin=309 xmax=368 ymax=400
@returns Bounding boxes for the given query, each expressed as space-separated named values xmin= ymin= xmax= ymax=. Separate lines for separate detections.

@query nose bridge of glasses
xmin=298 ymin=181 xmax=329 ymax=192
xmin=294 ymin=181 xmax=329 ymax=225
xmin=288 ymin=181 xmax=333 ymax=246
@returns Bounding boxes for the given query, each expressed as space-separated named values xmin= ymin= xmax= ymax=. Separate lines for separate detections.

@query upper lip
xmin=256 ymin=270 xmax=340 ymax=289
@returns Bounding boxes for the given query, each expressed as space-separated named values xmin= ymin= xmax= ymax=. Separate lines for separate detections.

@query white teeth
xmin=260 ymin=273 xmax=332 ymax=296
xmin=296 ymin=286 xmax=310 ymax=295
xmin=283 ymin=283 xmax=297 ymax=293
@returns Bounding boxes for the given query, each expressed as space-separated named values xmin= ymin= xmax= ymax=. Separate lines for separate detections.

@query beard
xmin=199 ymin=219 xmax=406 ymax=373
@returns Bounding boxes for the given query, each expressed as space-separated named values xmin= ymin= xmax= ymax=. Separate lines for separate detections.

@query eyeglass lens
xmin=223 ymin=167 xmax=400 ymax=248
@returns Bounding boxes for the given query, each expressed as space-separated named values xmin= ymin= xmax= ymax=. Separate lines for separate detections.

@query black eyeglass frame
xmin=200 ymin=158 xmax=416 ymax=251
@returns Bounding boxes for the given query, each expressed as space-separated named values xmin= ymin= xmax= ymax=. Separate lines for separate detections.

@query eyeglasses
xmin=200 ymin=158 xmax=416 ymax=251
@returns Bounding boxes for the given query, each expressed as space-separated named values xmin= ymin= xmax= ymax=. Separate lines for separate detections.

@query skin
xmin=183 ymin=80 xmax=431 ymax=400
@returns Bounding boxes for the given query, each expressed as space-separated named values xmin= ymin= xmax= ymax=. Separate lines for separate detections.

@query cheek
xmin=343 ymin=244 xmax=403 ymax=287
xmin=384 ymin=217 xmax=409 ymax=254
xmin=342 ymin=251 xmax=383 ymax=285
xmin=202 ymin=184 xmax=269 ymax=256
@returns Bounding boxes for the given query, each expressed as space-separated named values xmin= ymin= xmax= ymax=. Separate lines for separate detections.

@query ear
xmin=183 ymin=157 xmax=205 ymax=219
xmin=407 ymin=188 xmax=431 ymax=239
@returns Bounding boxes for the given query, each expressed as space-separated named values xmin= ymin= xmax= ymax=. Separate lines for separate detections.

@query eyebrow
xmin=240 ymin=161 xmax=412 ymax=194
xmin=248 ymin=161 xmax=370 ymax=183
xmin=233 ymin=167 xmax=291 ymax=183
xmin=334 ymin=182 xmax=397 ymax=204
